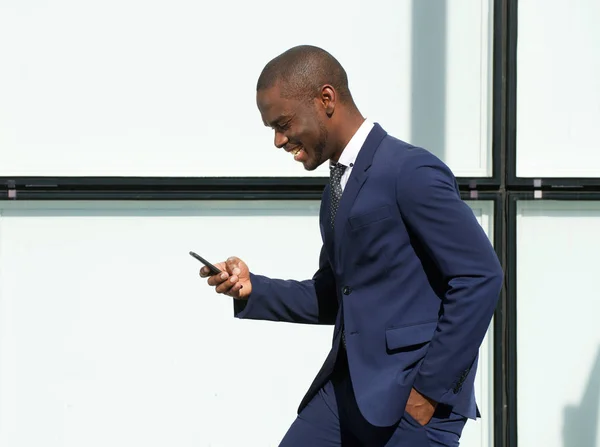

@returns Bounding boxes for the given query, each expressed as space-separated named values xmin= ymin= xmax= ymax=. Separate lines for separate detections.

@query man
xmin=199 ymin=45 xmax=503 ymax=446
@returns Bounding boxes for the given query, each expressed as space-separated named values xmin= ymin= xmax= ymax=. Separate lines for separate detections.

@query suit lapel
xmin=333 ymin=123 xmax=387 ymax=260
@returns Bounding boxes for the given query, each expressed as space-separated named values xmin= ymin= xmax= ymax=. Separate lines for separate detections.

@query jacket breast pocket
xmin=385 ymin=320 xmax=438 ymax=354
xmin=348 ymin=205 xmax=391 ymax=230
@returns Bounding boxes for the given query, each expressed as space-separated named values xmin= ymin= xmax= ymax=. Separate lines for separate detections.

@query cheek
xmin=288 ymin=127 xmax=311 ymax=146
xmin=296 ymin=119 xmax=321 ymax=146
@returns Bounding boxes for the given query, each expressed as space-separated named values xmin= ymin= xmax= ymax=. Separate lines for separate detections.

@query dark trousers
xmin=279 ymin=348 xmax=467 ymax=447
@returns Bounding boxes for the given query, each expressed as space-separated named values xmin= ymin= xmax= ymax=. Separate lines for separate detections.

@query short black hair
xmin=257 ymin=45 xmax=353 ymax=103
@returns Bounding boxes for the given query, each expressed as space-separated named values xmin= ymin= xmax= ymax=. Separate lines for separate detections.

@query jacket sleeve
xmin=395 ymin=152 xmax=503 ymax=407
xmin=233 ymin=245 xmax=339 ymax=325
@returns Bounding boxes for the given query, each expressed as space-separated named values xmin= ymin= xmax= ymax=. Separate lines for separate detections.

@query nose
xmin=274 ymin=131 xmax=288 ymax=149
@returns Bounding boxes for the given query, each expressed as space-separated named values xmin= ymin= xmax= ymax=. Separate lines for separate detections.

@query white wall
xmin=0 ymin=199 xmax=496 ymax=446
xmin=517 ymin=0 xmax=600 ymax=178
xmin=516 ymin=200 xmax=600 ymax=447
xmin=0 ymin=0 xmax=494 ymax=178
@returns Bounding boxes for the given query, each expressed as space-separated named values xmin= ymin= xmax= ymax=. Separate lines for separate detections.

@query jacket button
xmin=342 ymin=286 xmax=352 ymax=295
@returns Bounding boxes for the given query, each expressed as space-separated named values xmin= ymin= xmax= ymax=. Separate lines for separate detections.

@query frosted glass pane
xmin=0 ymin=0 xmax=493 ymax=177
xmin=0 ymin=199 xmax=495 ymax=446
xmin=516 ymin=0 xmax=600 ymax=177
xmin=517 ymin=201 xmax=600 ymax=446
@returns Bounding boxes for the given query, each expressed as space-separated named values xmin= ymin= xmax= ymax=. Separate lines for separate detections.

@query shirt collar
xmin=332 ymin=119 xmax=374 ymax=169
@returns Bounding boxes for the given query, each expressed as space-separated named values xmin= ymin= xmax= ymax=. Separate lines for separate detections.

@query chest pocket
xmin=348 ymin=205 xmax=391 ymax=230
xmin=344 ymin=205 xmax=395 ymax=279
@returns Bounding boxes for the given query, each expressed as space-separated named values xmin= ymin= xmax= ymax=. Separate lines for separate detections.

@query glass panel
xmin=0 ymin=199 xmax=495 ymax=446
xmin=516 ymin=200 xmax=600 ymax=446
xmin=0 ymin=1 xmax=493 ymax=178
xmin=516 ymin=1 xmax=600 ymax=178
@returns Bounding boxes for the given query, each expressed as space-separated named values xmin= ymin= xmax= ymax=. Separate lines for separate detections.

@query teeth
xmin=292 ymin=148 xmax=301 ymax=155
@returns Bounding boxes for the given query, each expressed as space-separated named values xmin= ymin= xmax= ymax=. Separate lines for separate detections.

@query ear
xmin=319 ymin=85 xmax=336 ymax=117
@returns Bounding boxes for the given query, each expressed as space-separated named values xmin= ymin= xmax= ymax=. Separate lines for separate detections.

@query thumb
xmin=226 ymin=256 xmax=241 ymax=275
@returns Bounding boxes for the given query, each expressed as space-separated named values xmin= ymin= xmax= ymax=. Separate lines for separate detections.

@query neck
xmin=330 ymin=109 xmax=366 ymax=163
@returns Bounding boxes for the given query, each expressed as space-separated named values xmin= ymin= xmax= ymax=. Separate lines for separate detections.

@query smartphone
xmin=189 ymin=251 xmax=222 ymax=275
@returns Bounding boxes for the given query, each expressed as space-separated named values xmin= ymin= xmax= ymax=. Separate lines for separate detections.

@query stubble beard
xmin=304 ymin=122 xmax=329 ymax=171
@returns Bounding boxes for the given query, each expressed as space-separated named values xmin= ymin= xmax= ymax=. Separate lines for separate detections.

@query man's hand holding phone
xmin=198 ymin=256 xmax=252 ymax=299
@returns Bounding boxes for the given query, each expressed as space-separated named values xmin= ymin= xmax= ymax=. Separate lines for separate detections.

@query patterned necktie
xmin=330 ymin=162 xmax=348 ymax=348
xmin=329 ymin=162 xmax=347 ymax=229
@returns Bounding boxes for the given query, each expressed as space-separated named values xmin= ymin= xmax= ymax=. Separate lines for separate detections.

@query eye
xmin=277 ymin=118 xmax=293 ymax=131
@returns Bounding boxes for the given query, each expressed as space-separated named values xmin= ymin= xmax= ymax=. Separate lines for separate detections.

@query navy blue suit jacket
xmin=234 ymin=124 xmax=503 ymax=427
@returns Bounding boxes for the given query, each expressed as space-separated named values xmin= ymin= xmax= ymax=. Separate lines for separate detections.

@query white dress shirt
xmin=332 ymin=119 xmax=374 ymax=192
